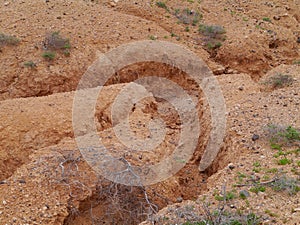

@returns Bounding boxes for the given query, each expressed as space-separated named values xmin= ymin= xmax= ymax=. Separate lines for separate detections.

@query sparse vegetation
xmin=266 ymin=168 xmax=278 ymax=174
xmin=44 ymin=31 xmax=71 ymax=50
xmin=23 ymin=61 xmax=37 ymax=68
xmin=149 ymin=35 xmax=157 ymax=40
xmin=63 ymin=49 xmax=70 ymax=56
xmin=266 ymin=124 xmax=300 ymax=146
xmin=42 ymin=31 xmax=71 ymax=59
xmin=180 ymin=203 xmax=261 ymax=225
xmin=215 ymin=191 xmax=236 ymax=201
xmin=253 ymin=161 xmax=261 ymax=167
xmin=249 ymin=185 xmax=266 ymax=194
xmin=264 ymin=73 xmax=294 ymax=89
xmin=172 ymin=193 xmax=261 ymax=225
xmin=239 ymin=190 xmax=249 ymax=199
xmin=199 ymin=24 xmax=226 ymax=50
xmin=171 ymin=32 xmax=177 ymax=37
xmin=1 ymin=1 xmax=299 ymax=224
xmin=264 ymin=209 xmax=279 ymax=218
xmin=0 ymin=33 xmax=20 ymax=46
xmin=42 ymin=51 xmax=56 ymax=60
xmin=156 ymin=1 xmax=168 ymax=10
xmin=269 ymin=176 xmax=300 ymax=195
xmin=199 ymin=24 xmax=226 ymax=37
xmin=262 ymin=17 xmax=271 ymax=22
xmin=277 ymin=158 xmax=291 ymax=165
xmin=236 ymin=174 xmax=299 ymax=196
xmin=175 ymin=8 xmax=202 ymax=26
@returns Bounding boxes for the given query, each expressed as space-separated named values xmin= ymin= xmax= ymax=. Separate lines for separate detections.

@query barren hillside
xmin=0 ymin=0 xmax=299 ymax=224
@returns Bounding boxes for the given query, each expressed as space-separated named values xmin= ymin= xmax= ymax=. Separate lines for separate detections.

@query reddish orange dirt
xmin=0 ymin=0 xmax=300 ymax=224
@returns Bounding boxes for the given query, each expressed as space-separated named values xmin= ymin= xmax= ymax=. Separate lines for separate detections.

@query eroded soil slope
xmin=0 ymin=0 xmax=300 ymax=224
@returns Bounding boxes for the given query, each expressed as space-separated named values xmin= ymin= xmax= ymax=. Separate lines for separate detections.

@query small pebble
xmin=176 ymin=197 xmax=183 ymax=203
xmin=228 ymin=163 xmax=235 ymax=170
xmin=252 ymin=134 xmax=259 ymax=141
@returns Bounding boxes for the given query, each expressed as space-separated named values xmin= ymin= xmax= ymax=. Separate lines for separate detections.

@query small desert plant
xmin=0 ymin=33 xmax=20 ymax=46
xmin=199 ymin=24 xmax=225 ymax=37
xmin=156 ymin=1 xmax=168 ymax=10
xmin=262 ymin=17 xmax=271 ymax=22
xmin=63 ymin=49 xmax=70 ymax=56
xmin=199 ymin=24 xmax=226 ymax=50
xmin=239 ymin=175 xmax=299 ymax=196
xmin=249 ymin=185 xmax=266 ymax=194
xmin=268 ymin=176 xmax=300 ymax=195
xmin=190 ymin=208 xmax=261 ymax=225
xmin=24 ymin=61 xmax=37 ymax=68
xmin=264 ymin=73 xmax=294 ymax=89
xmin=277 ymin=158 xmax=292 ymax=165
xmin=239 ymin=190 xmax=249 ymax=199
xmin=149 ymin=35 xmax=157 ymax=40
xmin=175 ymin=8 xmax=202 ymax=26
xmin=44 ymin=31 xmax=71 ymax=50
xmin=42 ymin=51 xmax=56 ymax=60
xmin=265 ymin=124 xmax=300 ymax=146
xmin=207 ymin=41 xmax=222 ymax=49
xmin=155 ymin=185 xmax=261 ymax=225
xmin=264 ymin=209 xmax=279 ymax=218
xmin=214 ymin=191 xmax=236 ymax=201
xmin=179 ymin=203 xmax=261 ymax=225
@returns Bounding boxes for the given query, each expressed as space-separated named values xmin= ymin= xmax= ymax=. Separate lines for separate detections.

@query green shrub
xmin=253 ymin=161 xmax=261 ymax=167
xmin=262 ymin=17 xmax=271 ymax=22
xmin=156 ymin=1 xmax=167 ymax=10
xmin=42 ymin=51 xmax=56 ymax=60
xmin=149 ymin=35 xmax=157 ymax=40
xmin=24 ymin=61 xmax=37 ymax=68
xmin=239 ymin=191 xmax=248 ymax=200
xmin=207 ymin=41 xmax=222 ymax=49
xmin=277 ymin=158 xmax=291 ymax=165
xmin=249 ymin=185 xmax=266 ymax=194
